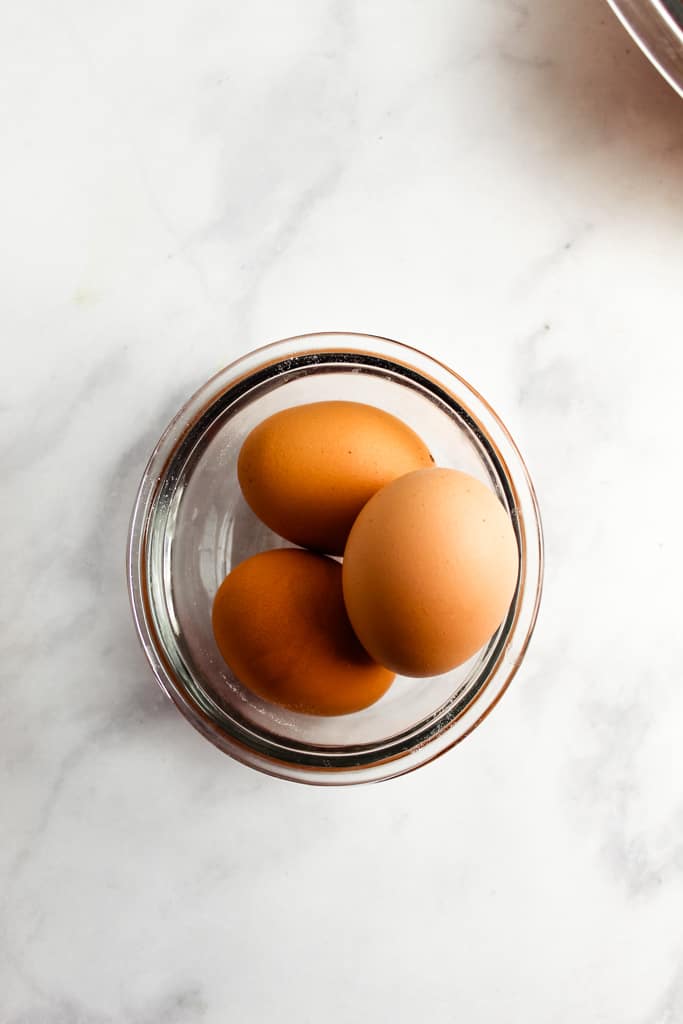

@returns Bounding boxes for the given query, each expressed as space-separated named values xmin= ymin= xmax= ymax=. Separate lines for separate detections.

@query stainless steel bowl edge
xmin=605 ymin=0 xmax=683 ymax=97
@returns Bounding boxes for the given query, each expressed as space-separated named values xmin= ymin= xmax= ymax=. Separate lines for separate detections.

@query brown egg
xmin=237 ymin=401 xmax=433 ymax=555
xmin=212 ymin=548 xmax=395 ymax=716
xmin=342 ymin=468 xmax=519 ymax=677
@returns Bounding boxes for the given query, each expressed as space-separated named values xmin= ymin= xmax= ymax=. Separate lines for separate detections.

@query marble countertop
xmin=3 ymin=0 xmax=683 ymax=1021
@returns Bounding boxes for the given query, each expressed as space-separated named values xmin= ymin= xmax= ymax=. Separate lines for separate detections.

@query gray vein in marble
xmin=61 ymin=10 xmax=211 ymax=299
xmin=490 ymin=0 xmax=530 ymax=32
xmin=512 ymin=224 xmax=594 ymax=296
xmin=170 ymin=2 xmax=362 ymax=334
xmin=1 ymin=410 xmax=189 ymax=893
xmin=515 ymin=323 xmax=579 ymax=416
xmin=643 ymin=960 xmax=683 ymax=1024
xmin=497 ymin=48 xmax=554 ymax=71
xmin=0 ymin=349 xmax=128 ymax=477
xmin=3 ymin=717 xmax=128 ymax=896
xmin=131 ymin=987 xmax=207 ymax=1024
xmin=222 ymin=141 xmax=353 ymax=332
xmin=138 ymin=170 xmax=212 ymax=302
xmin=1 ymin=423 xmax=158 ymax=683
xmin=6 ymin=984 xmax=207 ymax=1024
xmin=7 ymin=1000 xmax=112 ymax=1024
xmin=571 ymin=694 xmax=683 ymax=898
xmin=78 ymin=425 xmax=171 ymax=594
xmin=231 ymin=157 xmax=345 ymax=335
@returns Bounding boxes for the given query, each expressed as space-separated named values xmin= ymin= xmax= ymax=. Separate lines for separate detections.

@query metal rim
xmin=605 ymin=0 xmax=683 ymax=97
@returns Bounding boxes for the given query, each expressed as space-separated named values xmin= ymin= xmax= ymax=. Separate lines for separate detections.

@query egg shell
xmin=237 ymin=401 xmax=433 ymax=555
xmin=212 ymin=548 xmax=395 ymax=716
xmin=342 ymin=468 xmax=519 ymax=677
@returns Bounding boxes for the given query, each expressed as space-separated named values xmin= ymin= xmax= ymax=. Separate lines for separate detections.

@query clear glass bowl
xmin=127 ymin=333 xmax=544 ymax=785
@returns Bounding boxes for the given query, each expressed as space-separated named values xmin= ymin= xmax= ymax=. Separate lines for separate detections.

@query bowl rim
xmin=127 ymin=331 xmax=544 ymax=785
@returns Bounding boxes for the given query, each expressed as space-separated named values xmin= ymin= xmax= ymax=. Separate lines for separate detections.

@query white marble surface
xmin=3 ymin=0 xmax=683 ymax=1020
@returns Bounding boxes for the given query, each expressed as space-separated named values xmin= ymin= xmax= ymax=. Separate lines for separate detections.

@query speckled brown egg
xmin=212 ymin=548 xmax=395 ymax=716
xmin=237 ymin=401 xmax=433 ymax=555
xmin=342 ymin=468 xmax=519 ymax=677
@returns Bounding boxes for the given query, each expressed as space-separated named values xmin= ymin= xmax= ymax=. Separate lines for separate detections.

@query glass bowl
xmin=127 ymin=333 xmax=543 ymax=785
